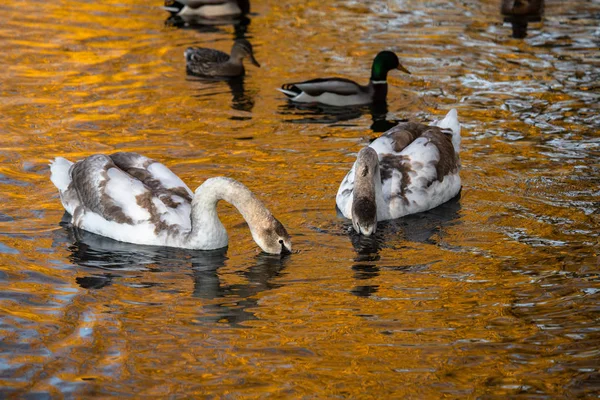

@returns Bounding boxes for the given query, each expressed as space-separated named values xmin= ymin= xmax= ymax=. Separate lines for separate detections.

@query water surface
xmin=0 ymin=0 xmax=599 ymax=397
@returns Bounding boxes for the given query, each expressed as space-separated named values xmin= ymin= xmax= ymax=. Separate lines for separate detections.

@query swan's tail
xmin=49 ymin=157 xmax=74 ymax=193
xmin=433 ymin=109 xmax=460 ymax=152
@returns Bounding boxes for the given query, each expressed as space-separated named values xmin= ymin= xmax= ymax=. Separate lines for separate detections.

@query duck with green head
xmin=278 ymin=51 xmax=410 ymax=107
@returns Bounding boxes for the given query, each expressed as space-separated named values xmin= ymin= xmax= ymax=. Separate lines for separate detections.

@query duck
xmin=163 ymin=0 xmax=249 ymax=19
xmin=185 ymin=39 xmax=260 ymax=77
xmin=336 ymin=109 xmax=461 ymax=235
xmin=278 ymin=51 xmax=410 ymax=107
xmin=49 ymin=152 xmax=292 ymax=254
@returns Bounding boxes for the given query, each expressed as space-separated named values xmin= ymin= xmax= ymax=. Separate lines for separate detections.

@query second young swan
xmin=336 ymin=109 xmax=461 ymax=235
xmin=50 ymin=152 xmax=291 ymax=254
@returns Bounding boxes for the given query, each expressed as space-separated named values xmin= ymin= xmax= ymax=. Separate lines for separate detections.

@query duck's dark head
xmin=351 ymin=147 xmax=380 ymax=236
xmin=163 ymin=0 xmax=185 ymax=15
xmin=371 ymin=51 xmax=410 ymax=81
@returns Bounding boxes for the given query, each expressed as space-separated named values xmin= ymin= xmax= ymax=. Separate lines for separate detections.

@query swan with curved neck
xmin=336 ymin=109 xmax=462 ymax=235
xmin=50 ymin=153 xmax=291 ymax=254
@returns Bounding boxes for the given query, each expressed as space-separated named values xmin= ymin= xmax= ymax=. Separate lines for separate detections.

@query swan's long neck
xmin=353 ymin=159 xmax=385 ymax=212
xmin=186 ymin=177 xmax=273 ymax=250
xmin=351 ymin=147 xmax=386 ymax=235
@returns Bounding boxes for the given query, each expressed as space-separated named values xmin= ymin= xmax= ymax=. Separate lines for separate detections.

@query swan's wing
xmin=70 ymin=154 xmax=191 ymax=231
xmin=376 ymin=128 xmax=459 ymax=202
xmin=282 ymin=78 xmax=363 ymax=96
xmin=335 ymin=165 xmax=355 ymax=219
xmin=109 ymin=152 xmax=193 ymax=202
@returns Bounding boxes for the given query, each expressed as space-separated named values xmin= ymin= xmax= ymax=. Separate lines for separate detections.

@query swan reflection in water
xmin=54 ymin=216 xmax=289 ymax=325
xmin=278 ymin=101 xmax=407 ymax=133
xmin=345 ymin=193 xmax=462 ymax=298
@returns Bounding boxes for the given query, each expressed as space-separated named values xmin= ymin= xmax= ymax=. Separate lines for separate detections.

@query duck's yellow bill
xmin=397 ymin=64 xmax=411 ymax=74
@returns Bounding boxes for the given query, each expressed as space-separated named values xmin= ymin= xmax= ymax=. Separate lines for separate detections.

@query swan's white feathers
xmin=50 ymin=153 xmax=291 ymax=253
xmin=104 ymin=167 xmax=153 ymax=223
xmin=49 ymin=157 xmax=73 ymax=192
xmin=432 ymin=108 xmax=460 ymax=152
xmin=53 ymin=153 xmax=194 ymax=245
xmin=336 ymin=109 xmax=461 ymax=222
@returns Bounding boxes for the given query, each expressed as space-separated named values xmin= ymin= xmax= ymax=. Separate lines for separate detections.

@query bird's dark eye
xmin=279 ymin=239 xmax=284 ymax=244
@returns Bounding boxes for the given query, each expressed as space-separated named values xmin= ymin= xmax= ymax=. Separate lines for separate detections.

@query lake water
xmin=0 ymin=0 xmax=599 ymax=397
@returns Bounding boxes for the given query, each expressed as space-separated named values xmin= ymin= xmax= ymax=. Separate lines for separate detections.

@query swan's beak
xmin=280 ymin=241 xmax=292 ymax=255
xmin=397 ymin=64 xmax=411 ymax=74
xmin=353 ymin=220 xmax=376 ymax=236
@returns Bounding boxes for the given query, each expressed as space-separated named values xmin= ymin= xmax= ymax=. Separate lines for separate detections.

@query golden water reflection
xmin=0 ymin=0 xmax=599 ymax=397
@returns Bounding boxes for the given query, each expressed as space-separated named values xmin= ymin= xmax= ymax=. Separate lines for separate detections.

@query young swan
xmin=337 ymin=109 xmax=462 ymax=235
xmin=350 ymin=147 xmax=381 ymax=236
xmin=50 ymin=153 xmax=291 ymax=254
xmin=185 ymin=39 xmax=260 ymax=77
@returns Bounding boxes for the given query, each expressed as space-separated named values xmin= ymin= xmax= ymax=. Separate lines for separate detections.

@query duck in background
xmin=336 ymin=110 xmax=461 ymax=236
xmin=49 ymin=152 xmax=291 ymax=254
xmin=278 ymin=51 xmax=410 ymax=107
xmin=163 ymin=0 xmax=249 ymax=19
xmin=163 ymin=0 xmax=251 ymax=33
xmin=185 ymin=39 xmax=260 ymax=77
xmin=501 ymin=0 xmax=545 ymax=38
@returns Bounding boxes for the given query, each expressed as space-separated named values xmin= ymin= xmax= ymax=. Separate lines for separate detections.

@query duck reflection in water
xmin=164 ymin=0 xmax=251 ymax=39
xmin=278 ymin=101 xmax=405 ymax=133
xmin=189 ymin=75 xmax=256 ymax=113
xmin=55 ymin=218 xmax=290 ymax=326
xmin=345 ymin=193 xmax=462 ymax=298
xmin=501 ymin=0 xmax=544 ymax=39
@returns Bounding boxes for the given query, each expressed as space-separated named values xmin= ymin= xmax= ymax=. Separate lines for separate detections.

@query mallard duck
xmin=336 ymin=109 xmax=461 ymax=235
xmin=163 ymin=0 xmax=249 ymax=19
xmin=278 ymin=51 xmax=410 ymax=107
xmin=185 ymin=39 xmax=260 ymax=77
xmin=49 ymin=152 xmax=291 ymax=254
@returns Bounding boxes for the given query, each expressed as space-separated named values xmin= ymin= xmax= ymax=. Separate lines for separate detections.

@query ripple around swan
xmin=0 ymin=0 xmax=599 ymax=397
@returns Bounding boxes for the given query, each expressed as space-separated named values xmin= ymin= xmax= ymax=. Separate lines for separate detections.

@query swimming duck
xmin=185 ymin=39 xmax=260 ymax=77
xmin=163 ymin=0 xmax=249 ymax=19
xmin=50 ymin=152 xmax=291 ymax=254
xmin=336 ymin=109 xmax=461 ymax=235
xmin=278 ymin=51 xmax=410 ymax=107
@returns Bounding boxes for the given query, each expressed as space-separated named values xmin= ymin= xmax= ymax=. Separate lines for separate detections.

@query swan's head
xmin=253 ymin=216 xmax=292 ymax=255
xmin=351 ymin=147 xmax=379 ymax=236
